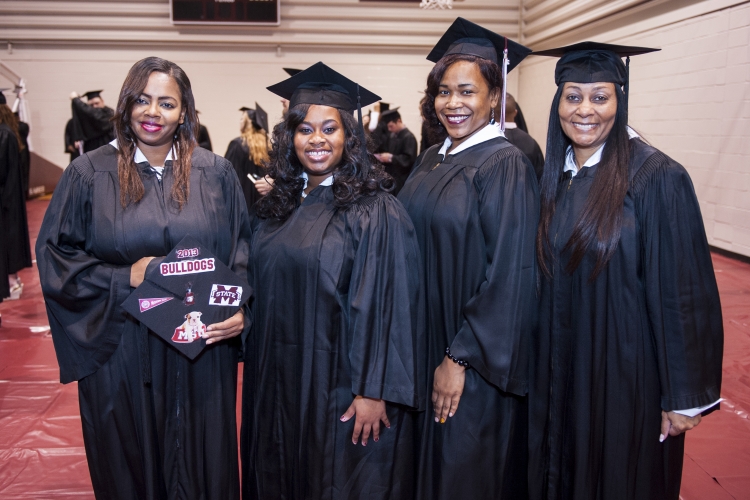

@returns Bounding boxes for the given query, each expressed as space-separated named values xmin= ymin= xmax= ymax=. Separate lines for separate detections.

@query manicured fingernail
xmin=449 ymin=412 xmax=454 ymax=417
xmin=434 ymin=417 xmax=439 ymax=423
xmin=440 ymin=418 xmax=446 ymax=424
xmin=362 ymin=441 xmax=367 ymax=447
xmin=374 ymin=437 xmax=378 ymax=442
xmin=659 ymin=434 xmax=666 ymax=442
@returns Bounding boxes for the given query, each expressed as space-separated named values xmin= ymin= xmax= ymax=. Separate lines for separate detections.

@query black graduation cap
xmin=0 ymin=88 xmax=8 ymax=105
xmin=121 ymin=235 xmax=251 ymax=359
xmin=268 ymin=62 xmax=380 ymax=112
xmin=283 ymin=67 xmax=302 ymax=77
xmin=379 ymin=107 xmax=401 ymax=122
xmin=83 ymin=90 xmax=103 ymax=100
xmin=240 ymin=102 xmax=269 ymax=132
xmin=532 ymin=42 xmax=660 ymax=87
xmin=379 ymin=102 xmax=390 ymax=112
xmin=426 ymin=17 xmax=532 ymax=71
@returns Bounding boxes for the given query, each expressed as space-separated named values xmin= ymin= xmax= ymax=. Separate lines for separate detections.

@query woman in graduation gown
xmin=397 ymin=18 xmax=539 ymax=499
xmin=224 ymin=105 xmax=271 ymax=213
xmin=37 ymin=57 xmax=251 ymax=499
xmin=529 ymin=43 xmax=724 ymax=500
xmin=0 ymin=98 xmax=32 ymax=300
xmin=240 ymin=62 xmax=424 ymax=500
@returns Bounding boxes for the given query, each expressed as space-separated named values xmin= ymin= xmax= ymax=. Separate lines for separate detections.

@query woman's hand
xmin=203 ymin=310 xmax=245 ymax=345
xmin=130 ymin=257 xmax=155 ymax=287
xmin=660 ymin=411 xmax=702 ymax=442
xmin=253 ymin=175 xmax=274 ymax=196
xmin=340 ymin=396 xmax=390 ymax=446
xmin=432 ymin=356 xmax=465 ymax=423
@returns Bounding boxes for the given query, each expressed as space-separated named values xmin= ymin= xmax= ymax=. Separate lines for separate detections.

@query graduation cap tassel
xmin=500 ymin=39 xmax=509 ymax=133
xmin=356 ymin=84 xmax=368 ymax=165
xmin=624 ymin=55 xmax=630 ymax=117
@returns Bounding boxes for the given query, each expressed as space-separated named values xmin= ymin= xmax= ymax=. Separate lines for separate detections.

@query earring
xmin=490 ymin=108 xmax=496 ymax=125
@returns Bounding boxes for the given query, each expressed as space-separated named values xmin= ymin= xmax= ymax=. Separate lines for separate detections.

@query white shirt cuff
xmin=673 ymin=398 xmax=723 ymax=417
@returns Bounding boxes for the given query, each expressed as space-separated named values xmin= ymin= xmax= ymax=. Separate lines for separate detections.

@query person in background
xmin=0 ymin=92 xmax=32 ymax=301
xmin=530 ymin=42 xmax=723 ymax=500
xmin=364 ymin=101 xmax=390 ymax=153
xmin=64 ymin=117 xmax=81 ymax=163
xmin=374 ymin=107 xmax=418 ymax=195
xmin=398 ymin=18 xmax=537 ymax=499
xmin=224 ymin=104 xmax=272 ymax=213
xmin=69 ymin=89 xmax=116 ymax=153
xmin=499 ymin=92 xmax=544 ymax=179
xmin=241 ymin=62 xmax=424 ymax=500
xmin=37 ymin=57 xmax=251 ymax=499
xmin=197 ymin=111 xmax=213 ymax=151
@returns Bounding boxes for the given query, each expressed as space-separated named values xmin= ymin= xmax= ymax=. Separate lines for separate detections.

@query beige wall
xmin=516 ymin=0 xmax=750 ymax=256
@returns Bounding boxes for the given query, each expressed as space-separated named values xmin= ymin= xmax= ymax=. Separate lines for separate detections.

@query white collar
xmin=504 ymin=122 xmax=518 ymax=129
xmin=300 ymin=171 xmax=334 ymax=198
xmin=438 ymin=123 xmax=504 ymax=156
xmin=109 ymin=138 xmax=176 ymax=166
xmin=564 ymin=127 xmax=640 ymax=175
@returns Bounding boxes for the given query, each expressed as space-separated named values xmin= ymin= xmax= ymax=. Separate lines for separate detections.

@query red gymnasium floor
xmin=2 ymin=199 xmax=749 ymax=499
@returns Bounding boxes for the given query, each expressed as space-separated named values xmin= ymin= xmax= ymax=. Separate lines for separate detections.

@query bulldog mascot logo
xmin=172 ymin=311 xmax=206 ymax=343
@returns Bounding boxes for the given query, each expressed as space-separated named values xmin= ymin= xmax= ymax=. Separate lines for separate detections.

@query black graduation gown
xmin=71 ymin=98 xmax=115 ymax=153
xmin=17 ymin=120 xmax=30 ymax=197
xmin=36 ymin=144 xmax=252 ymax=500
xmin=505 ymin=127 xmax=544 ymax=180
xmin=0 ymin=124 xmax=32 ymax=280
xmin=528 ymin=138 xmax=723 ymax=500
xmin=65 ymin=118 xmax=81 ymax=163
xmin=241 ymin=187 xmax=425 ymax=500
xmin=398 ymin=137 xmax=540 ymax=499
xmin=383 ymin=127 xmax=418 ymax=195
xmin=224 ymin=137 xmax=265 ymax=214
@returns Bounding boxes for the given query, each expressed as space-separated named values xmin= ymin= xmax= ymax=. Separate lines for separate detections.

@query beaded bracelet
xmin=445 ymin=347 xmax=471 ymax=368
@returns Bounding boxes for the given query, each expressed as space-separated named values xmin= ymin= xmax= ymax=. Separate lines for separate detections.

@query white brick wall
xmin=518 ymin=1 xmax=750 ymax=257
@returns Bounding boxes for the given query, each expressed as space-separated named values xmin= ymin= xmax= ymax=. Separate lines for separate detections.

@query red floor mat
xmin=1 ymin=199 xmax=749 ymax=499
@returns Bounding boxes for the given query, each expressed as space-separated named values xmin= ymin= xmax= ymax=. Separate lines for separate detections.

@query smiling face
xmin=434 ymin=60 xmax=499 ymax=150
xmin=293 ymin=105 xmax=345 ymax=187
xmin=130 ymin=71 xmax=185 ymax=152
xmin=558 ymin=81 xmax=618 ymax=163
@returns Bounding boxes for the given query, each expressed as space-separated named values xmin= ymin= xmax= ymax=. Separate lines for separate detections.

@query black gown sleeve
xmin=634 ymin=153 xmax=723 ymax=411
xmin=214 ymin=155 xmax=254 ymax=342
xmin=224 ymin=139 xmax=246 ymax=176
xmin=71 ymin=98 xmax=114 ymax=142
xmin=36 ymin=157 xmax=133 ymax=383
xmin=449 ymin=149 xmax=540 ymax=396
xmin=346 ymin=194 xmax=425 ymax=410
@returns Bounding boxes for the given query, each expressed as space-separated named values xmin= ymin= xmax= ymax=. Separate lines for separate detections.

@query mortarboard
xmin=532 ymin=41 xmax=660 ymax=110
xmin=0 ymin=88 xmax=9 ymax=105
xmin=268 ymin=62 xmax=380 ymax=112
xmin=532 ymin=42 xmax=660 ymax=86
xmin=427 ymin=17 xmax=531 ymax=132
xmin=121 ymin=235 xmax=251 ymax=359
xmin=240 ymin=103 xmax=269 ymax=132
xmin=379 ymin=107 xmax=401 ymax=122
xmin=426 ymin=17 xmax=531 ymax=71
xmin=83 ymin=90 xmax=103 ymax=100
xmin=268 ymin=62 xmax=381 ymax=162
xmin=283 ymin=67 xmax=302 ymax=77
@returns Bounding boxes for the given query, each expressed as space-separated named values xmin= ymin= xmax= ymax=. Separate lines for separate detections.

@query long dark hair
xmin=256 ymin=104 xmax=393 ymax=221
xmin=0 ymin=104 xmax=22 ymax=149
xmin=537 ymin=83 xmax=631 ymax=280
xmin=114 ymin=57 xmax=198 ymax=209
xmin=421 ymin=53 xmax=502 ymax=146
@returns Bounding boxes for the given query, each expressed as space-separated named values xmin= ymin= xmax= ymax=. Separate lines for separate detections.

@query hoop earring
xmin=490 ymin=108 xmax=496 ymax=125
